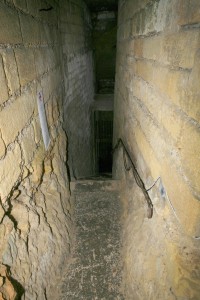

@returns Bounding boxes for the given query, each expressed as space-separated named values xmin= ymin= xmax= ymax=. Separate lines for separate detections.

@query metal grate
xmin=94 ymin=111 xmax=113 ymax=174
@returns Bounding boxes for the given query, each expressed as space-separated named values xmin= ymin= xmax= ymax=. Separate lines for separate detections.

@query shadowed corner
xmin=0 ymin=264 xmax=25 ymax=300
xmin=10 ymin=277 xmax=25 ymax=300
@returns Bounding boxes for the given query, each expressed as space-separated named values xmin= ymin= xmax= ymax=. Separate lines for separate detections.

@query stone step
xmin=70 ymin=179 xmax=121 ymax=193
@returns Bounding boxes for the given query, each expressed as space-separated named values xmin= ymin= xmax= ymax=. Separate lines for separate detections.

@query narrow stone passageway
xmin=0 ymin=1 xmax=200 ymax=299
xmin=59 ymin=180 xmax=124 ymax=300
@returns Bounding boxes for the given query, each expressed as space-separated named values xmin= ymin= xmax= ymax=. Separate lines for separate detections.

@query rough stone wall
xmin=92 ymin=10 xmax=117 ymax=93
xmin=61 ymin=0 xmax=95 ymax=179
xmin=0 ymin=1 xmax=72 ymax=299
xmin=113 ymin=0 xmax=200 ymax=299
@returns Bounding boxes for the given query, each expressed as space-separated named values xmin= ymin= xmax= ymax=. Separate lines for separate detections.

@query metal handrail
xmin=113 ymin=138 xmax=153 ymax=218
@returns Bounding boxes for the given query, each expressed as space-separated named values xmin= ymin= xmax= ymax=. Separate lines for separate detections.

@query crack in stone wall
xmin=0 ymin=0 xmax=94 ymax=299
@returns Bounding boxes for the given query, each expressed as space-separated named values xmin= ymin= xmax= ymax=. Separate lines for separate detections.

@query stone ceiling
xmin=84 ymin=0 xmax=118 ymax=11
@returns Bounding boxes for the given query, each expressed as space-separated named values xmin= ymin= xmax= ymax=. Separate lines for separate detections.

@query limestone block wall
xmin=0 ymin=1 xmax=72 ymax=299
xmin=114 ymin=0 xmax=200 ymax=239
xmin=113 ymin=0 xmax=200 ymax=298
xmin=60 ymin=0 xmax=95 ymax=179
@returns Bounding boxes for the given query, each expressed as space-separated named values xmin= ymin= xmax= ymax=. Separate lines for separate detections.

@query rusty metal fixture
xmin=113 ymin=138 xmax=154 ymax=219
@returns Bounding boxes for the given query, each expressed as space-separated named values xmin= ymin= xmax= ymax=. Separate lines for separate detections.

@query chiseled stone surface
xmin=113 ymin=148 xmax=200 ymax=300
xmin=0 ymin=132 xmax=72 ymax=300
xmin=60 ymin=0 xmax=95 ymax=179
xmin=0 ymin=1 xmax=80 ymax=299
xmin=60 ymin=180 xmax=124 ymax=299
xmin=0 ymin=264 xmax=17 ymax=300
xmin=114 ymin=0 xmax=200 ymax=237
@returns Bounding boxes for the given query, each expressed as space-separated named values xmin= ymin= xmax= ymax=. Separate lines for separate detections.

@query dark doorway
xmin=94 ymin=111 xmax=113 ymax=174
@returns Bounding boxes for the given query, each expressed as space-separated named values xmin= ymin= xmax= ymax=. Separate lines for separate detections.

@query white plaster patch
xmin=37 ymin=91 xmax=50 ymax=150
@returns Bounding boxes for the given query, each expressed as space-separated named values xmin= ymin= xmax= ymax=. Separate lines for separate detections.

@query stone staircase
xmin=59 ymin=179 xmax=124 ymax=300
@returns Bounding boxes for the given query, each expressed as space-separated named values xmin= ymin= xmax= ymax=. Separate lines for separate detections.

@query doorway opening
xmin=94 ymin=111 xmax=113 ymax=175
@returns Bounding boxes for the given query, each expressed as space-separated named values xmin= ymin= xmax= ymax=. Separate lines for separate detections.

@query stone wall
xmin=113 ymin=0 xmax=200 ymax=299
xmin=61 ymin=0 xmax=95 ymax=179
xmin=92 ymin=10 xmax=117 ymax=93
xmin=0 ymin=1 xmax=72 ymax=299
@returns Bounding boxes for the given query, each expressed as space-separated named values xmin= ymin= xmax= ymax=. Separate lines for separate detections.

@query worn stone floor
xmin=59 ymin=180 xmax=124 ymax=299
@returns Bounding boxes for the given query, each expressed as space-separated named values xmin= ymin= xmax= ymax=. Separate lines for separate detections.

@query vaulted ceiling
xmin=85 ymin=0 xmax=118 ymax=11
